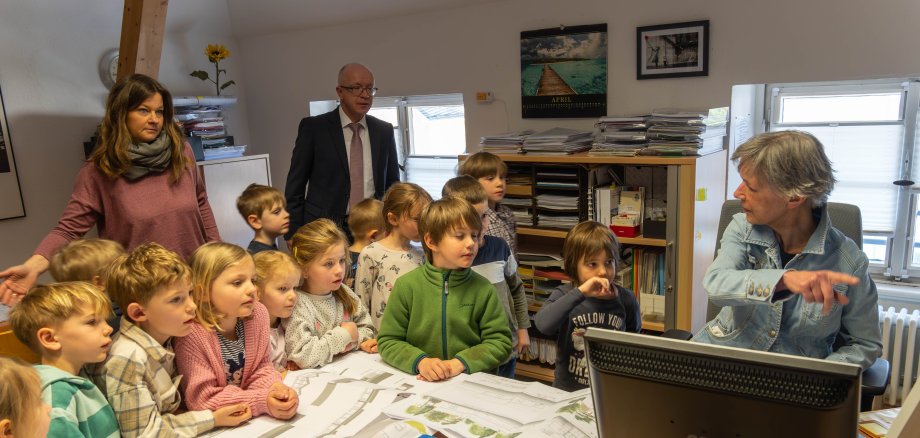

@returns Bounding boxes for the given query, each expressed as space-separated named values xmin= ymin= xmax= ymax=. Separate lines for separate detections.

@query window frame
xmin=763 ymin=78 xmax=920 ymax=280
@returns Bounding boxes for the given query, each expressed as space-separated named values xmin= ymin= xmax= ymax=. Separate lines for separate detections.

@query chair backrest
xmin=707 ymin=200 xmax=864 ymax=320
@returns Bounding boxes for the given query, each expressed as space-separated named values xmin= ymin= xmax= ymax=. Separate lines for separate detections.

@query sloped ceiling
xmin=226 ymin=0 xmax=506 ymax=38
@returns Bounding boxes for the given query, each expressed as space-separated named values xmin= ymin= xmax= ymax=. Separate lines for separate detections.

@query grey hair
xmin=731 ymin=130 xmax=836 ymax=207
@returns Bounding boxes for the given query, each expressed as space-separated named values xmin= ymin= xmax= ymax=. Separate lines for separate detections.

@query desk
xmin=206 ymin=352 xmax=598 ymax=438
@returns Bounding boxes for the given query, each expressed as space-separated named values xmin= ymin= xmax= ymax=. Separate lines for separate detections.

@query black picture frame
xmin=636 ymin=20 xmax=709 ymax=80
xmin=0 ymin=86 xmax=25 ymax=220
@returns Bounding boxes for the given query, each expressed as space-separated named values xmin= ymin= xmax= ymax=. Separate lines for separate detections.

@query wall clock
xmin=99 ymin=48 xmax=119 ymax=89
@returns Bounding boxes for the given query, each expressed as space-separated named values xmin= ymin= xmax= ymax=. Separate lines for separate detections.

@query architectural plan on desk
xmin=385 ymin=374 xmax=597 ymax=438
xmin=202 ymin=352 xmax=597 ymax=438
xmin=203 ymin=353 xmax=456 ymax=438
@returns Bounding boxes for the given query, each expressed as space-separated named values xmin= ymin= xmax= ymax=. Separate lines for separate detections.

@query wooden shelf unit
xmin=472 ymin=151 xmax=727 ymax=333
xmin=516 ymin=361 xmax=556 ymax=383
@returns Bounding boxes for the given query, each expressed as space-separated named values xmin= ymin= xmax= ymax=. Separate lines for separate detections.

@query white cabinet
xmin=198 ymin=154 xmax=271 ymax=248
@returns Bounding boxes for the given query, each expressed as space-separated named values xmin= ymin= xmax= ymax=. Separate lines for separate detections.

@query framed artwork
xmin=521 ymin=23 xmax=607 ymax=118
xmin=637 ymin=20 xmax=709 ymax=80
xmin=0 ymin=85 xmax=24 ymax=220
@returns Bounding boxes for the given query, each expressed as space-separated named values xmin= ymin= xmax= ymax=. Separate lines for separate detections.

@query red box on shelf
xmin=610 ymin=224 xmax=640 ymax=238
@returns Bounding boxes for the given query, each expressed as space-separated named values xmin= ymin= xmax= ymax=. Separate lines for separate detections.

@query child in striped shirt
xmin=9 ymin=282 xmax=120 ymax=438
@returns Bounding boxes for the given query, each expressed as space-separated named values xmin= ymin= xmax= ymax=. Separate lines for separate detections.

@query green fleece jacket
xmin=378 ymin=262 xmax=512 ymax=374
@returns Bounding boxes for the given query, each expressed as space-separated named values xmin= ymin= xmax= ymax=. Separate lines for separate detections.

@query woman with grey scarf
xmin=0 ymin=74 xmax=220 ymax=305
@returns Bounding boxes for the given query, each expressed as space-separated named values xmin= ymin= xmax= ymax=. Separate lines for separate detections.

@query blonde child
xmin=459 ymin=151 xmax=516 ymax=253
xmin=91 ymin=243 xmax=251 ymax=437
xmin=442 ymin=175 xmax=530 ymax=379
xmin=9 ymin=282 xmax=120 ymax=437
xmin=49 ymin=238 xmax=126 ymax=330
xmin=377 ymin=197 xmax=512 ymax=382
xmin=534 ymin=221 xmax=641 ymax=391
xmin=49 ymin=238 xmax=125 ymax=285
xmin=174 ymin=242 xmax=299 ymax=420
xmin=0 ymin=356 xmax=51 ymax=438
xmin=236 ymin=183 xmax=291 ymax=254
xmin=285 ymin=219 xmax=377 ymax=369
xmin=355 ymin=182 xmax=432 ymax=327
xmin=345 ymin=198 xmax=385 ymax=289
xmin=253 ymin=250 xmax=300 ymax=372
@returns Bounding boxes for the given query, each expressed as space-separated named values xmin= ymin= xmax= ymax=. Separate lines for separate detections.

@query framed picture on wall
xmin=521 ymin=23 xmax=607 ymax=118
xmin=0 ymin=86 xmax=25 ymax=220
xmin=637 ymin=20 xmax=709 ymax=80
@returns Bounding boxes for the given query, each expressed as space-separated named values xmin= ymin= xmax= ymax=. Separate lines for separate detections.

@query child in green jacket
xmin=377 ymin=197 xmax=512 ymax=381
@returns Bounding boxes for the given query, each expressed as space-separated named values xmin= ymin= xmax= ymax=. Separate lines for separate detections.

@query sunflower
xmin=206 ymin=44 xmax=230 ymax=63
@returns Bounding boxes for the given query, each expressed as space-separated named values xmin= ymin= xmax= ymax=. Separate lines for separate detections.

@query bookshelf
xmin=476 ymin=151 xmax=726 ymax=383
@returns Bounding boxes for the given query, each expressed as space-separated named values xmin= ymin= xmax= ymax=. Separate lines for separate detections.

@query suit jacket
xmin=285 ymin=107 xmax=399 ymax=237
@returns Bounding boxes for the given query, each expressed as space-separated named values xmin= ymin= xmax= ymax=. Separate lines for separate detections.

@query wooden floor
xmin=536 ymin=64 xmax=575 ymax=96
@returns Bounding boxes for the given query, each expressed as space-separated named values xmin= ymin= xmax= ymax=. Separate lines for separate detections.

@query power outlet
xmin=476 ymin=91 xmax=494 ymax=103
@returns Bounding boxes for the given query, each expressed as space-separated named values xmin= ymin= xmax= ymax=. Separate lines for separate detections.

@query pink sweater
xmin=34 ymin=144 xmax=220 ymax=260
xmin=174 ymin=302 xmax=282 ymax=417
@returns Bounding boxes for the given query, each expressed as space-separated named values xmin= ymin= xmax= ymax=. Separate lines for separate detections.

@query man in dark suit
xmin=285 ymin=63 xmax=400 ymax=240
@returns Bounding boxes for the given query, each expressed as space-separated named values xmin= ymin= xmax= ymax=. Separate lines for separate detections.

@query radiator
xmin=879 ymin=306 xmax=920 ymax=406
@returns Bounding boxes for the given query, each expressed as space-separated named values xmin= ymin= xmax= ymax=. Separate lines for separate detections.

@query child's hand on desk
xmin=578 ymin=277 xmax=617 ymax=299
xmin=417 ymin=357 xmax=452 ymax=382
xmin=360 ymin=338 xmax=378 ymax=353
xmin=340 ymin=321 xmax=359 ymax=341
xmin=213 ymin=403 xmax=252 ymax=427
xmin=266 ymin=382 xmax=299 ymax=420
xmin=445 ymin=358 xmax=465 ymax=378
xmin=285 ymin=361 xmax=301 ymax=371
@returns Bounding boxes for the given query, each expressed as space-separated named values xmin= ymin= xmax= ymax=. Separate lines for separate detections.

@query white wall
xmin=0 ymin=0 xmax=249 ymax=273
xmin=237 ymin=0 xmax=920 ymax=190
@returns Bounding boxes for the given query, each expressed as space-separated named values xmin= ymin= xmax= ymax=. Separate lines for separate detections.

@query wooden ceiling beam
xmin=117 ymin=0 xmax=169 ymax=80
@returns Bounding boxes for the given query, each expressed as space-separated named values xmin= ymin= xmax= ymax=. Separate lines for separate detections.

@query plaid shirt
xmin=486 ymin=203 xmax=517 ymax=255
xmin=90 ymin=318 xmax=215 ymax=437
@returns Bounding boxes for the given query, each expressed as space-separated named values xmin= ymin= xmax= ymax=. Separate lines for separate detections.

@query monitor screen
xmin=584 ymin=328 xmax=862 ymax=438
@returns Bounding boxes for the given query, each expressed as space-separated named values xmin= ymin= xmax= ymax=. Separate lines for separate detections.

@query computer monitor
xmin=584 ymin=328 xmax=862 ymax=438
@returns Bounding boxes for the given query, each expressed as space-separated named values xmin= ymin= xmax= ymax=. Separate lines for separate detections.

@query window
xmin=765 ymin=79 xmax=920 ymax=280
xmin=310 ymin=93 xmax=466 ymax=200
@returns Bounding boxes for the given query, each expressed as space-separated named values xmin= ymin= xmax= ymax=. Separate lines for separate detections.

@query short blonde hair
xmin=458 ymin=151 xmax=507 ymax=179
xmin=10 ymin=282 xmax=112 ymax=354
xmin=0 ymin=356 xmax=44 ymax=433
xmin=188 ymin=242 xmax=253 ymax=330
xmin=347 ymin=198 xmax=385 ymax=237
xmin=105 ymin=243 xmax=191 ymax=319
xmin=382 ymin=182 xmax=432 ymax=233
xmin=253 ymin=250 xmax=300 ymax=299
xmin=237 ymin=183 xmax=286 ymax=221
xmin=562 ymin=221 xmax=621 ymax=282
xmin=49 ymin=238 xmax=125 ymax=282
xmin=291 ymin=219 xmax=357 ymax=315
xmin=442 ymin=175 xmax=488 ymax=205
xmin=419 ymin=197 xmax=482 ymax=261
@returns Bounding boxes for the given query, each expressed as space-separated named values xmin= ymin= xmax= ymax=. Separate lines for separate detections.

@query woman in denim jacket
xmin=694 ymin=131 xmax=882 ymax=370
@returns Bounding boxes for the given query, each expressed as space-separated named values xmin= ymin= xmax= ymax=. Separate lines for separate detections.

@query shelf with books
xmin=517 ymin=227 xmax=666 ymax=247
xmin=174 ymin=96 xmax=243 ymax=161
xmin=464 ymin=151 xmax=727 ymax=333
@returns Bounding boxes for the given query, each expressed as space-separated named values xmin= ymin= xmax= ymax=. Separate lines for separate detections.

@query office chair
xmin=663 ymin=200 xmax=890 ymax=411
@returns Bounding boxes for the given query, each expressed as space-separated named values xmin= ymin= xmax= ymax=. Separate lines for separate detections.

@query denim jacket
xmin=693 ymin=208 xmax=882 ymax=370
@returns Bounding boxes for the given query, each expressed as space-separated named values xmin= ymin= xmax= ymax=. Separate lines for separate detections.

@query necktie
xmin=348 ymin=123 xmax=364 ymax=209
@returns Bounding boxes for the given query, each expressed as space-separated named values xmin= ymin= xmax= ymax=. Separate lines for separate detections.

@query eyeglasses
xmin=339 ymin=85 xmax=378 ymax=96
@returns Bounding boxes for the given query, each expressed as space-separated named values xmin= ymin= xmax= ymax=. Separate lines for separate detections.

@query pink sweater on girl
xmin=174 ymin=302 xmax=281 ymax=416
